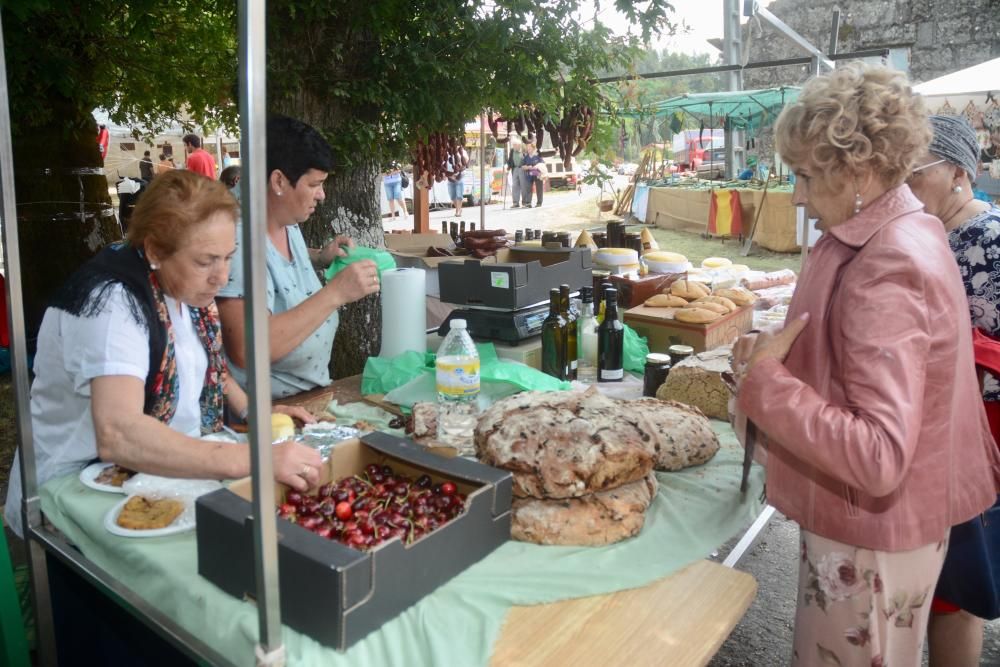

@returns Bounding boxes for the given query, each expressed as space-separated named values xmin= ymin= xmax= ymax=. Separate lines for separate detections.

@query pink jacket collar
xmin=827 ymin=185 xmax=925 ymax=249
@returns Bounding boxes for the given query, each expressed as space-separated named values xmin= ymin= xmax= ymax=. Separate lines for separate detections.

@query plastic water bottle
xmin=436 ymin=319 xmax=480 ymax=449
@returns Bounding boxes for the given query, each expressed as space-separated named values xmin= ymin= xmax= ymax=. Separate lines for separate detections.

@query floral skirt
xmin=792 ymin=529 xmax=949 ymax=667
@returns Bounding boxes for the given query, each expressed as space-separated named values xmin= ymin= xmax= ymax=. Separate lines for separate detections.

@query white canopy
xmin=914 ymin=57 xmax=1000 ymax=114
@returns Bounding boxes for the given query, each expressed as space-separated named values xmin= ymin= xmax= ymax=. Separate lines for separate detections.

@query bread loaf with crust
xmin=629 ymin=398 xmax=720 ymax=470
xmin=511 ymin=474 xmax=658 ymax=545
xmin=655 ymin=346 xmax=732 ymax=420
xmin=475 ymin=387 xmax=655 ymax=499
xmin=674 ymin=307 xmax=722 ymax=324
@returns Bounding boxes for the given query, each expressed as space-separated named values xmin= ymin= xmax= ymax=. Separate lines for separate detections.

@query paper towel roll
xmin=380 ymin=268 xmax=427 ymax=358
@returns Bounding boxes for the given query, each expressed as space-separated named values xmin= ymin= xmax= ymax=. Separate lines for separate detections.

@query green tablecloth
xmin=39 ymin=422 xmax=763 ymax=666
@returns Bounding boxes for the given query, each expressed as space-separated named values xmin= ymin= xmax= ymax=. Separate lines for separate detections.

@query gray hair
xmin=928 ymin=115 xmax=980 ymax=181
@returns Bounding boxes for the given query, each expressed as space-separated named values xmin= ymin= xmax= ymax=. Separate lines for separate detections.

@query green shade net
xmin=621 ymin=87 xmax=800 ymax=134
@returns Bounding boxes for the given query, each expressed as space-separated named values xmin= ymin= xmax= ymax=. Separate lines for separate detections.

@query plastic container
xmin=435 ymin=319 xmax=480 ymax=449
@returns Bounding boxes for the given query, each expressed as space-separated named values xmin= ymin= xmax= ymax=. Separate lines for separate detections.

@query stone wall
xmin=742 ymin=0 xmax=1000 ymax=89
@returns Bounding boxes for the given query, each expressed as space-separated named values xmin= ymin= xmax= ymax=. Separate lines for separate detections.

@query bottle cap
xmin=645 ymin=353 xmax=671 ymax=364
xmin=451 ymin=319 xmax=467 ymax=329
xmin=668 ymin=344 xmax=694 ymax=354
xmin=580 ymin=286 xmax=593 ymax=302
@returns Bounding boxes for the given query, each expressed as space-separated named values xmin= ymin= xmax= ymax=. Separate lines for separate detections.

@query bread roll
xmin=693 ymin=295 xmax=737 ymax=312
xmin=684 ymin=301 xmax=729 ymax=315
xmin=713 ymin=287 xmax=757 ymax=307
xmin=669 ymin=280 xmax=710 ymax=300
xmin=644 ymin=294 xmax=688 ymax=308
xmin=674 ymin=307 xmax=722 ymax=324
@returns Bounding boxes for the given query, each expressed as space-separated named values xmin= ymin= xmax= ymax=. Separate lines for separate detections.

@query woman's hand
xmin=745 ymin=313 xmax=810 ymax=374
xmin=272 ymin=440 xmax=324 ymax=492
xmin=273 ymin=404 xmax=317 ymax=425
xmin=317 ymin=235 xmax=356 ymax=268
xmin=326 ymin=258 xmax=379 ymax=304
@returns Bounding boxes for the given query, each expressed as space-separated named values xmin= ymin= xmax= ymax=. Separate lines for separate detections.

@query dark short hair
xmin=143 ymin=150 xmax=150 ymax=156
xmin=220 ymin=165 xmax=241 ymax=188
xmin=182 ymin=133 xmax=202 ymax=149
xmin=267 ymin=115 xmax=335 ymax=186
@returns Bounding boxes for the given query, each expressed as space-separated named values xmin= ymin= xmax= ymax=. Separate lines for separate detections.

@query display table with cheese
xmin=36 ymin=375 xmax=763 ymax=666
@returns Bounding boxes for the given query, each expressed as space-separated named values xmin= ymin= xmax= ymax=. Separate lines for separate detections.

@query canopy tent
xmin=914 ymin=57 xmax=1000 ymax=125
xmin=622 ymin=87 xmax=800 ymax=135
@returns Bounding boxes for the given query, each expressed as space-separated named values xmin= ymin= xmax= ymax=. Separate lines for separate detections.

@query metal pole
xmin=0 ymin=11 xmax=59 ymax=666
xmin=722 ymin=0 xmax=744 ymax=179
xmin=479 ymin=113 xmax=486 ymax=230
xmin=238 ymin=0 xmax=284 ymax=662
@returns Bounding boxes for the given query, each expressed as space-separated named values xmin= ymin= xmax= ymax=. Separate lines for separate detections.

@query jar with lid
xmin=643 ymin=353 xmax=672 ymax=397
xmin=514 ymin=230 xmax=524 ymax=244
xmin=592 ymin=231 xmax=607 ymax=248
xmin=667 ymin=344 xmax=695 ymax=368
xmin=556 ymin=231 xmax=572 ymax=247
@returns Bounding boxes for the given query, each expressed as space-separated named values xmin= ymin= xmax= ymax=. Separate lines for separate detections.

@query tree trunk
xmin=308 ymin=156 xmax=384 ymax=380
xmin=12 ymin=107 xmax=119 ymax=346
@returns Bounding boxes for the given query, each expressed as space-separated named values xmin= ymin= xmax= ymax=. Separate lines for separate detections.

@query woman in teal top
xmin=217 ymin=115 xmax=381 ymax=398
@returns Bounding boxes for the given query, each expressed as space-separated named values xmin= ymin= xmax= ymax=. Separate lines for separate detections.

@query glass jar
xmin=668 ymin=344 xmax=695 ymax=368
xmin=643 ymin=353 xmax=672 ymax=397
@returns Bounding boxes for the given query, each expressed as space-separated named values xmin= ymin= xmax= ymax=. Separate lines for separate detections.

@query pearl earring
xmin=953 ymin=185 xmax=963 ymax=194
xmin=150 ymin=263 xmax=159 ymax=270
xmin=277 ymin=191 xmax=283 ymax=196
xmin=854 ymin=193 xmax=863 ymax=215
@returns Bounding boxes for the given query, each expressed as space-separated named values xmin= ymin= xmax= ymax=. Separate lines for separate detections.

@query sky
xmin=581 ymin=0 xmax=776 ymax=56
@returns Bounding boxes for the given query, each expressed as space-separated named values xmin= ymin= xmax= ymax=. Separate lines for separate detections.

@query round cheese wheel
xmin=702 ymin=257 xmax=733 ymax=269
xmin=595 ymin=248 xmax=640 ymax=267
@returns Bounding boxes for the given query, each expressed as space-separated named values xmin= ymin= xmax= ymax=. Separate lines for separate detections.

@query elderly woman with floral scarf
xmin=4 ymin=170 xmax=320 ymax=537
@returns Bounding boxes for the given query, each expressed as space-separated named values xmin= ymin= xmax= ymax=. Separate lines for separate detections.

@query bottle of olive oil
xmin=598 ymin=288 xmax=624 ymax=382
xmin=560 ymin=284 xmax=579 ymax=381
xmin=541 ymin=288 xmax=568 ymax=380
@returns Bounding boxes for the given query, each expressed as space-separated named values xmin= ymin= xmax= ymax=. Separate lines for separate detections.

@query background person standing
xmin=521 ymin=142 xmax=544 ymax=208
xmin=182 ymin=134 xmax=217 ymax=179
xmin=506 ymin=138 xmax=525 ymax=208
xmin=97 ymin=123 xmax=110 ymax=163
xmin=139 ymin=150 xmax=154 ymax=182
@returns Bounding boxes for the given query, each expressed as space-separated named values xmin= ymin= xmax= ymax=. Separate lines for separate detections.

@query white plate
xmin=79 ymin=462 xmax=130 ymax=494
xmin=103 ymin=495 xmax=194 ymax=538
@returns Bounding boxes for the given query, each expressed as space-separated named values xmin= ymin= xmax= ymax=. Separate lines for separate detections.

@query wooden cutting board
xmin=490 ymin=560 xmax=756 ymax=667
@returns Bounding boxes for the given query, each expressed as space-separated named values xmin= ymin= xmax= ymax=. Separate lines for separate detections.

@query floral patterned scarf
xmin=146 ymin=271 xmax=226 ymax=434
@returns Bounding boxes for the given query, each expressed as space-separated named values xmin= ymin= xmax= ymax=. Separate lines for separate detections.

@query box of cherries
xmin=196 ymin=431 xmax=512 ymax=651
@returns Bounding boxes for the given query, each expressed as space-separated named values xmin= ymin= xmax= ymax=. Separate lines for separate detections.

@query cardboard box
xmin=383 ymin=233 xmax=459 ymax=298
xmin=196 ymin=432 xmax=512 ymax=651
xmin=624 ymin=303 xmax=753 ymax=353
xmin=438 ymin=247 xmax=593 ymax=310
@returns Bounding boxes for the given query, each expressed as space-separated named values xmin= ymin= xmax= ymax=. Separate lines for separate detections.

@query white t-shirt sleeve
xmin=68 ymin=284 xmax=150 ymax=392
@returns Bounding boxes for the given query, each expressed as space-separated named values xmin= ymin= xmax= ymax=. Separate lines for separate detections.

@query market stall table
xmin=38 ymin=377 xmax=763 ymax=666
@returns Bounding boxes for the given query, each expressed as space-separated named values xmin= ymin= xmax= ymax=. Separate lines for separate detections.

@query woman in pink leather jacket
xmin=733 ymin=64 xmax=1000 ymax=666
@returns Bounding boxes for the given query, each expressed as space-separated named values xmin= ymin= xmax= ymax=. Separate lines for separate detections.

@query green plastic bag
xmin=324 ymin=246 xmax=397 ymax=282
xmin=361 ymin=342 xmax=570 ymax=406
xmin=623 ymin=323 xmax=649 ymax=373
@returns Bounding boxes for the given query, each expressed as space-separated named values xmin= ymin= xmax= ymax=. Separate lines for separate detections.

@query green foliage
xmin=3 ymin=0 xmax=238 ymax=137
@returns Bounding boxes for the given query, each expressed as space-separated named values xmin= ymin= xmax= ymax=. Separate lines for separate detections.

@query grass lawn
xmin=647 ymin=227 xmax=802 ymax=273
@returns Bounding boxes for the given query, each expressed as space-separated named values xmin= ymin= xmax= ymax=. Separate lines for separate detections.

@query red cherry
xmin=441 ymin=482 xmax=457 ymax=496
xmin=315 ymin=525 xmax=333 ymax=539
xmin=277 ymin=503 xmax=296 ymax=516
xmin=365 ymin=464 xmax=380 ymax=477
xmin=286 ymin=491 xmax=304 ymax=506
xmin=335 ymin=501 xmax=353 ymax=521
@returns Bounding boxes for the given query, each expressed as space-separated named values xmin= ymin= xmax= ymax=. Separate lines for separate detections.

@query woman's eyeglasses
xmin=907 ymin=159 xmax=947 ymax=181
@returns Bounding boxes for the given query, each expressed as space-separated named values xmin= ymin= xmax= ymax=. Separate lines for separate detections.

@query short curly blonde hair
xmin=775 ymin=63 xmax=930 ymax=187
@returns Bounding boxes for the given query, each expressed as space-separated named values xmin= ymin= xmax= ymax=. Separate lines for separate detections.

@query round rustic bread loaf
xmin=674 ymin=307 xmax=722 ymax=323
xmin=669 ymin=279 xmax=710 ymax=300
xmin=475 ymin=387 xmax=656 ymax=499
xmin=627 ymin=398 xmax=720 ymax=471
xmin=511 ymin=474 xmax=658 ymax=546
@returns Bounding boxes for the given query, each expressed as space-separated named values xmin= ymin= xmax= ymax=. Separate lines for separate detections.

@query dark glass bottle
xmin=559 ymin=284 xmax=578 ymax=381
xmin=441 ymin=220 xmax=448 ymax=235
xmin=514 ymin=230 xmax=524 ymax=244
xmin=541 ymin=288 xmax=568 ymax=380
xmin=449 ymin=221 xmax=459 ymax=245
xmin=596 ymin=281 xmax=613 ymax=324
xmin=598 ymin=288 xmax=624 ymax=383
xmin=525 ymin=228 xmax=534 ymax=241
